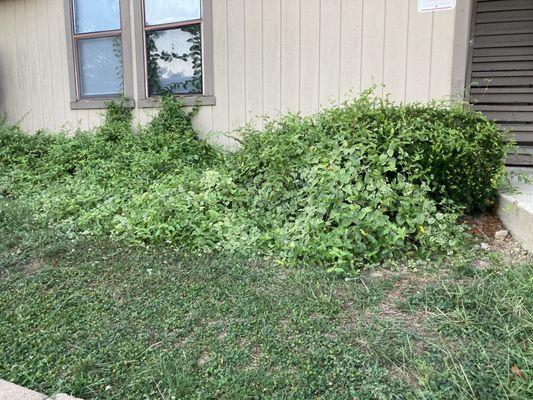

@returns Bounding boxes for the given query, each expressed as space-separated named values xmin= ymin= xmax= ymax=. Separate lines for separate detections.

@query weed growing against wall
xmin=0 ymin=94 xmax=507 ymax=270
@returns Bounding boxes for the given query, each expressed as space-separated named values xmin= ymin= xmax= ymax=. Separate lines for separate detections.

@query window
xmin=146 ymin=25 xmax=203 ymax=96
xmin=64 ymin=0 xmax=213 ymax=109
xmin=65 ymin=0 xmax=133 ymax=108
xmin=135 ymin=0 xmax=215 ymax=106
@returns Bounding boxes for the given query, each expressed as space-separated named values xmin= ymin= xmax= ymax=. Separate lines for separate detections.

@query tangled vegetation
xmin=0 ymin=94 xmax=507 ymax=270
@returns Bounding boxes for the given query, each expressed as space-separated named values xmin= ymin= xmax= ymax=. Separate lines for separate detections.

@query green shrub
xmin=0 ymin=94 xmax=506 ymax=270
xmin=233 ymin=97 xmax=507 ymax=214
xmin=397 ymin=104 xmax=507 ymax=211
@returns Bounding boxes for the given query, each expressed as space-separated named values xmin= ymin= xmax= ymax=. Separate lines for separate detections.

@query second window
xmin=142 ymin=0 xmax=203 ymax=97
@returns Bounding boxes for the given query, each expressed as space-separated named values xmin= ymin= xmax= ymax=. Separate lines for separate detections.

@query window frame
xmin=134 ymin=0 xmax=215 ymax=107
xmin=64 ymin=0 xmax=134 ymax=109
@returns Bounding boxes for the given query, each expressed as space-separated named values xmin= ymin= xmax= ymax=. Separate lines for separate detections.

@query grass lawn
xmin=0 ymin=204 xmax=532 ymax=399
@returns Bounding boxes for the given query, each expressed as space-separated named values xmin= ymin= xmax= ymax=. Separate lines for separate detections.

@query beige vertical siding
xmin=383 ymin=0 xmax=409 ymax=103
xmin=339 ymin=0 xmax=363 ymax=100
xmin=0 ymin=0 xmax=471 ymax=139
xmin=361 ymin=0 xmax=386 ymax=96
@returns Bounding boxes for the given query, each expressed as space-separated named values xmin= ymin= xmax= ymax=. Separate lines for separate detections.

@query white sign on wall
xmin=418 ymin=0 xmax=456 ymax=12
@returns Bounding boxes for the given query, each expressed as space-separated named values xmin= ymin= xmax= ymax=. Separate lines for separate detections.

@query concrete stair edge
xmin=0 ymin=380 xmax=82 ymax=400
xmin=497 ymin=167 xmax=533 ymax=254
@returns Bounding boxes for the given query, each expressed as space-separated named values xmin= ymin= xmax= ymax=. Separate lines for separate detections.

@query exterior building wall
xmin=0 ymin=0 xmax=471 ymax=145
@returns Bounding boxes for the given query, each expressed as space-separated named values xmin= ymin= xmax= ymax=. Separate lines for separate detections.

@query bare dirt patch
xmin=197 ymin=351 xmax=210 ymax=367
xmin=464 ymin=213 xmax=504 ymax=240
xmin=246 ymin=346 xmax=262 ymax=371
xmin=372 ymin=274 xmax=434 ymax=336
xmin=21 ymin=258 xmax=44 ymax=275
xmin=335 ymin=268 xmax=438 ymax=356
xmin=464 ymin=213 xmax=531 ymax=263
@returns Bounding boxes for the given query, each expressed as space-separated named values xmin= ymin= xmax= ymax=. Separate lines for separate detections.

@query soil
xmin=464 ymin=213 xmax=530 ymax=262
xmin=463 ymin=213 xmax=505 ymax=240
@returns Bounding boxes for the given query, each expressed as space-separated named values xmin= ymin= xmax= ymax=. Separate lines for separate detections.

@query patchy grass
xmin=0 ymin=200 xmax=531 ymax=399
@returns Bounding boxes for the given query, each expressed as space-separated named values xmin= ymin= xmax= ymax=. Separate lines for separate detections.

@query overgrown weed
xmin=0 ymin=92 xmax=508 ymax=271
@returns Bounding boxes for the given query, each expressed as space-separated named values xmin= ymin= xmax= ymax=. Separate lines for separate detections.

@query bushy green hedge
xmin=0 ymin=94 xmax=507 ymax=270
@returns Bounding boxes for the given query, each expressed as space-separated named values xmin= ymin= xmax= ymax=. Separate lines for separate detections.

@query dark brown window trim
xmin=64 ymin=0 xmax=134 ymax=110
xmin=133 ymin=0 xmax=215 ymax=107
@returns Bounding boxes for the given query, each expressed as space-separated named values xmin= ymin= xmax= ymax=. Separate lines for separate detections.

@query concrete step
xmin=498 ymin=167 xmax=533 ymax=253
xmin=0 ymin=380 xmax=81 ymax=400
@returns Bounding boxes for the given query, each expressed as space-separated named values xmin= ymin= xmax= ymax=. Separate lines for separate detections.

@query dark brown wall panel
xmin=468 ymin=0 xmax=533 ymax=164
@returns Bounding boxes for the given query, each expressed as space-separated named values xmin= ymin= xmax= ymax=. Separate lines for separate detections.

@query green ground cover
xmin=0 ymin=204 xmax=531 ymax=399
xmin=1 ymin=94 xmax=529 ymax=399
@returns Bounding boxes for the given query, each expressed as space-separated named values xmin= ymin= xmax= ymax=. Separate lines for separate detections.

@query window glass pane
xmin=73 ymin=0 xmax=120 ymax=34
xmin=77 ymin=36 xmax=123 ymax=97
xmin=144 ymin=0 xmax=201 ymax=26
xmin=146 ymin=25 xmax=203 ymax=96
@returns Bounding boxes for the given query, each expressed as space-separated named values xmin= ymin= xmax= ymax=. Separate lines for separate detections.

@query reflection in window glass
xmin=144 ymin=0 xmax=201 ymax=26
xmin=146 ymin=25 xmax=202 ymax=96
xmin=73 ymin=0 xmax=121 ymax=34
xmin=77 ymin=36 xmax=123 ymax=97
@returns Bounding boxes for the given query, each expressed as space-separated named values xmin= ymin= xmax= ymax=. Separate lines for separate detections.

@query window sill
xmin=70 ymin=99 xmax=135 ymax=110
xmin=137 ymin=95 xmax=216 ymax=108
xmin=69 ymin=96 xmax=215 ymax=110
